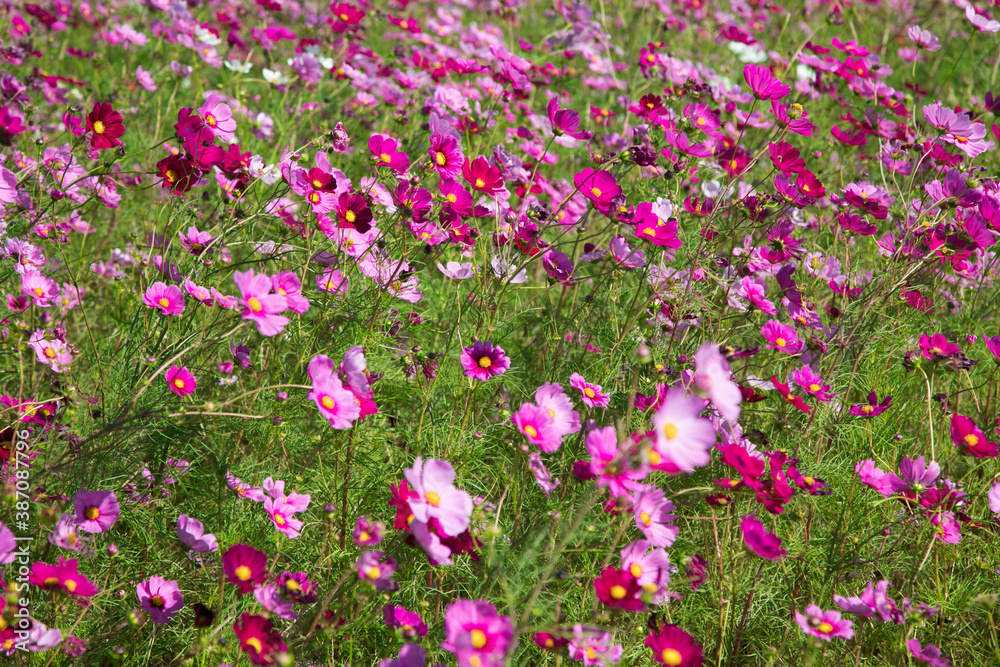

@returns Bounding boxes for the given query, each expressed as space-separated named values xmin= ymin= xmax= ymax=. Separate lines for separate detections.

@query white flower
xmin=224 ymin=59 xmax=253 ymax=73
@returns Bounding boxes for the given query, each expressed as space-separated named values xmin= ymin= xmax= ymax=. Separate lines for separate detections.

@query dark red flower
xmin=86 ymin=102 xmax=125 ymax=150
xmin=233 ymin=613 xmax=286 ymax=665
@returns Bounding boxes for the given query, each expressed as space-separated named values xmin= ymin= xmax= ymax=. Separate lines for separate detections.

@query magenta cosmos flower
xmin=462 ymin=156 xmax=505 ymax=195
xmin=369 ymin=133 xmax=410 ymax=172
xmin=651 ymin=386 xmax=716 ymax=473
xmin=405 ymin=456 xmax=473 ymax=537
xmin=740 ymin=514 xmax=785 ymax=560
xmin=73 ymin=489 xmax=120 ymax=533
xmin=29 ymin=557 xmax=99 ymax=597
xmin=594 ymin=566 xmax=643 ymax=611
xmin=569 ymin=373 xmax=610 ymax=409
xmin=632 ymin=488 xmax=678 ymax=548
xmin=850 ymin=391 xmax=892 ymax=417
xmin=574 ymin=168 xmax=621 ymax=206
xmin=442 ymin=599 xmax=515 ymax=667
xmin=547 ymin=97 xmax=592 ymax=140
xmin=357 ymin=550 xmax=398 ymax=591
xmin=512 ymin=402 xmax=562 ymax=452
xmin=645 ymin=624 xmax=703 ymax=666
xmin=143 ymin=281 xmax=185 ymax=316
xmin=950 ymin=414 xmax=999 ymax=458
xmin=461 ymin=341 xmax=510 ymax=381
xmin=794 ymin=604 xmax=854 ymax=641
xmin=353 ymin=516 xmax=386 ymax=547
xmin=137 ymin=576 xmax=184 ymax=624
xmin=743 ymin=63 xmax=791 ymax=100
xmin=165 ymin=365 xmax=196 ymax=397
xmin=222 ymin=543 xmax=269 ymax=594
xmin=233 ymin=269 xmax=289 ymax=337
xmin=761 ymin=319 xmax=804 ymax=354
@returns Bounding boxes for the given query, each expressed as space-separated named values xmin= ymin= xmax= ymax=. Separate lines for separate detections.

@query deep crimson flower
xmin=768 ymin=141 xmax=806 ymax=174
xmin=950 ymin=414 xmax=999 ymax=458
xmin=645 ymin=624 xmax=704 ymax=666
xmin=86 ymin=102 xmax=125 ymax=150
xmin=461 ymin=156 xmax=504 ymax=195
xmin=593 ymin=567 xmax=643 ymax=611
xmin=222 ymin=544 xmax=268 ymax=594
xmin=850 ymin=391 xmax=892 ymax=417
xmin=233 ymin=613 xmax=286 ymax=665
xmin=334 ymin=192 xmax=373 ymax=233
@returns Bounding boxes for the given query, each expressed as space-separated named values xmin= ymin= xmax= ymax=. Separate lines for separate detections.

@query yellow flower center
xmin=809 ymin=384 xmax=820 ymax=392
xmin=478 ymin=356 xmax=492 ymax=368
xmin=610 ymin=585 xmax=627 ymax=599
xmin=524 ymin=424 xmax=538 ymax=439
xmin=470 ymin=629 xmax=487 ymax=649
xmin=235 ymin=565 xmax=252 ymax=581
xmin=93 ymin=120 xmax=105 ymax=134
xmin=662 ymin=648 xmax=683 ymax=665
xmin=803 ymin=476 xmax=815 ymax=485
xmin=346 ymin=210 xmax=356 ymax=223
xmin=85 ymin=507 xmax=100 ymax=521
xmin=629 ymin=563 xmax=643 ymax=578
xmin=775 ymin=338 xmax=786 ymax=347
xmin=446 ymin=193 xmax=457 ymax=203
xmin=380 ymin=152 xmax=391 ymax=163
xmin=648 ymin=450 xmax=662 ymax=465
xmin=663 ymin=423 xmax=678 ymax=440
xmin=861 ymin=405 xmax=873 ymax=414
xmin=585 ymin=648 xmax=597 ymax=661
xmin=965 ymin=434 xmax=979 ymax=447
xmin=590 ymin=187 xmax=602 ymax=198
xmin=640 ymin=511 xmax=652 ymax=526
xmin=150 ymin=595 xmax=164 ymax=607
xmin=247 ymin=297 xmax=263 ymax=313
xmin=475 ymin=178 xmax=485 ymax=188
xmin=44 ymin=348 xmax=56 ymax=358
xmin=366 ymin=566 xmax=380 ymax=579
xmin=33 ymin=287 xmax=43 ymax=296
xmin=246 ymin=637 xmax=263 ymax=654
xmin=359 ymin=531 xmax=370 ymax=542
xmin=425 ymin=491 xmax=441 ymax=507
xmin=64 ymin=579 xmax=77 ymax=593
xmin=584 ymin=387 xmax=596 ymax=398
xmin=274 ymin=514 xmax=286 ymax=526
xmin=436 ymin=151 xmax=447 ymax=166
xmin=174 ymin=378 xmax=185 ymax=390
xmin=321 ymin=396 xmax=335 ymax=410
xmin=44 ymin=577 xmax=58 ymax=587
xmin=158 ymin=297 xmax=170 ymax=308
xmin=817 ymin=622 xmax=834 ymax=634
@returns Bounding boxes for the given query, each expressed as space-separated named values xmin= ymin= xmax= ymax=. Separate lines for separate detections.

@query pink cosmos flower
xmin=919 ymin=333 xmax=959 ymax=359
xmin=0 ymin=522 xmax=17 ymax=563
xmin=574 ymin=168 xmax=621 ymax=206
xmin=743 ymin=63 xmax=791 ymax=100
xmin=165 ymin=366 xmax=196 ymax=397
xmin=404 ymin=456 xmax=473 ymax=537
xmin=233 ymin=269 xmax=289 ymax=336
xmin=135 ymin=65 xmax=157 ymax=91
xmin=73 ymin=489 xmax=120 ymax=533
xmin=740 ymin=514 xmax=785 ymax=560
xmin=634 ymin=202 xmax=682 ymax=254
xmin=199 ymin=94 xmax=237 ymax=143
xmin=137 ymin=576 xmax=184 ymax=624
xmin=317 ymin=267 xmax=349 ymax=295
xmin=989 ymin=482 xmax=1000 ymax=514
xmin=271 ymin=271 xmax=310 ymax=314
xmin=547 ymin=97 xmax=592 ymax=140
xmin=568 ymin=625 xmax=622 ymax=666
xmin=569 ymin=373 xmax=610 ymax=409
xmin=908 ymin=26 xmax=940 ymax=51
xmin=442 ymin=599 xmax=515 ymax=667
xmin=761 ymin=319 xmax=804 ymax=354
xmin=632 ymin=488 xmax=678 ymax=548
xmin=512 ymin=402 xmax=561 ymax=452
xmin=651 ymin=387 xmax=716 ymax=474
xmin=227 ymin=472 xmax=266 ymax=502
xmin=794 ymin=604 xmax=854 ymax=641
xmin=358 ymin=550 xmax=398 ymax=591
xmin=177 ymin=515 xmax=218 ymax=553
xmin=21 ymin=270 xmax=59 ymax=307
xmin=143 ymin=282 xmax=185 ymax=316
xmin=429 ymin=133 xmax=463 ymax=179
xmin=534 ymin=382 xmax=581 ymax=438
xmin=907 ymin=639 xmax=950 ymax=667
xmin=353 ymin=516 xmax=385 ymax=547
xmin=620 ymin=540 xmax=671 ymax=603
xmin=308 ymin=371 xmax=361 ymax=430
xmin=691 ymin=343 xmax=741 ymax=422
xmin=262 ymin=476 xmax=311 ymax=538
xmin=528 ymin=451 xmax=560 ymax=497
xmin=586 ymin=426 xmax=648 ymax=499
xmin=736 ymin=277 xmax=777 ymax=314
xmin=461 ymin=341 xmax=510 ymax=382
xmin=254 ymin=583 xmax=298 ymax=620
xmin=28 ymin=329 xmax=74 ymax=373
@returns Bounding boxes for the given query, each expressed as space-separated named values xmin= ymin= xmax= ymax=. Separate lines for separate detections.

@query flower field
xmin=2 ymin=0 xmax=1000 ymax=665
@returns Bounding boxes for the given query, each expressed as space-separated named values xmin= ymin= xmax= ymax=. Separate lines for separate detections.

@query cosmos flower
xmin=199 ymin=94 xmax=238 ymax=142
xmin=442 ymin=599 xmax=515 ymax=667
xmin=569 ymin=373 xmax=610 ymax=409
xmin=73 ymin=489 xmax=120 ymax=533
xmin=177 ymin=515 xmax=218 ymax=553
xmin=740 ymin=514 xmax=785 ymax=560
xmin=645 ymin=624 xmax=704 ymax=666
xmin=460 ymin=341 xmax=510 ymax=382
xmin=651 ymin=387 xmax=716 ymax=474
xmin=233 ymin=613 xmax=286 ymax=666
xmin=86 ymin=102 xmax=125 ymax=149
xmin=143 ymin=282 xmax=185 ymax=316
xmin=743 ymin=63 xmax=790 ymax=100
xmin=29 ymin=557 xmax=99 ymax=597
xmin=404 ymin=456 xmax=473 ymax=537
xmin=137 ymin=576 xmax=184 ymax=624
xmin=233 ymin=269 xmax=289 ymax=337
xmin=223 ymin=544 xmax=269 ymax=594
xmin=165 ymin=366 xmax=196 ymax=397
xmin=794 ymin=604 xmax=854 ymax=641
